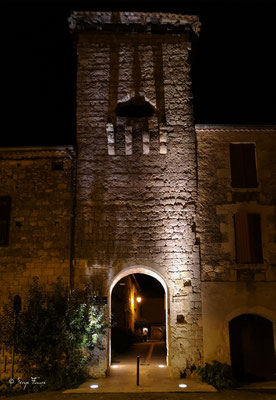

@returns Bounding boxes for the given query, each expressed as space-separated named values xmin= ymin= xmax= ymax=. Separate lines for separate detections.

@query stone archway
xmin=108 ymin=266 xmax=169 ymax=368
xmin=229 ymin=314 xmax=275 ymax=381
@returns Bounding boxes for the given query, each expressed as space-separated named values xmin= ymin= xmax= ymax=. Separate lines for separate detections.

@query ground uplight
xmin=158 ymin=365 xmax=165 ymax=368
xmin=90 ymin=384 xmax=99 ymax=389
xmin=179 ymin=383 xmax=187 ymax=388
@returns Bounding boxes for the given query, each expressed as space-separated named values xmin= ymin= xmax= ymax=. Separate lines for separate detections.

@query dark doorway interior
xmin=111 ymin=273 xmax=165 ymax=360
xmin=229 ymin=314 xmax=275 ymax=382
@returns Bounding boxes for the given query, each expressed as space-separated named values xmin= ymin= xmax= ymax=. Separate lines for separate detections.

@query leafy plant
xmin=0 ymin=277 xmax=109 ymax=390
xmin=197 ymin=360 xmax=236 ymax=390
xmin=180 ymin=363 xmax=197 ymax=378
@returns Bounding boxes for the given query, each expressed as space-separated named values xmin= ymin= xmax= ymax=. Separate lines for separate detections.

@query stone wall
xmin=72 ymin=12 xmax=202 ymax=377
xmin=0 ymin=147 xmax=73 ymax=303
xmin=196 ymin=125 xmax=276 ymax=364
xmin=1 ymin=12 xmax=275 ymax=381
xmin=140 ymin=297 xmax=165 ymax=325
xmin=111 ymin=275 xmax=141 ymax=333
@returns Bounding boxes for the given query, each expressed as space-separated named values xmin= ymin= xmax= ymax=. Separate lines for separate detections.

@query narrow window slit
xmin=52 ymin=160 xmax=64 ymax=171
xmin=106 ymin=123 xmax=115 ymax=155
xmin=125 ymin=126 xmax=133 ymax=155
xmin=160 ymin=125 xmax=167 ymax=154
xmin=142 ymin=131 xmax=150 ymax=154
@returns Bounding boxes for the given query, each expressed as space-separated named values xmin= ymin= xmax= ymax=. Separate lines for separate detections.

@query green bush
xmin=197 ymin=360 xmax=236 ymax=390
xmin=0 ymin=277 xmax=108 ymax=390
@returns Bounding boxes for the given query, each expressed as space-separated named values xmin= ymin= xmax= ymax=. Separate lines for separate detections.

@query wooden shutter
xmin=243 ymin=144 xmax=258 ymax=188
xmin=0 ymin=197 xmax=11 ymax=246
xmin=230 ymin=144 xmax=244 ymax=187
xmin=248 ymin=213 xmax=263 ymax=263
xmin=230 ymin=143 xmax=257 ymax=188
xmin=234 ymin=211 xmax=263 ymax=264
xmin=234 ymin=210 xmax=251 ymax=263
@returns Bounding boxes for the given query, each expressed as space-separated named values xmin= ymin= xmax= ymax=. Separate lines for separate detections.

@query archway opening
xmin=109 ymin=268 xmax=168 ymax=368
xmin=229 ymin=314 xmax=275 ymax=382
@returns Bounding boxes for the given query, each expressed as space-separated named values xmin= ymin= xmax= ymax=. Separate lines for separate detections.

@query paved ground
xmin=64 ymin=341 xmax=216 ymax=394
xmin=2 ymin=390 xmax=276 ymax=399
xmin=3 ymin=341 xmax=276 ymax=399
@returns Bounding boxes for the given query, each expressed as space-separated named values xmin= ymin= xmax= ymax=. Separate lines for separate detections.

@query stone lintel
xmin=69 ymin=11 xmax=200 ymax=35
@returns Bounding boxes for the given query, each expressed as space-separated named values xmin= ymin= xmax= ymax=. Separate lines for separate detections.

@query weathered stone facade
xmin=0 ymin=147 xmax=74 ymax=299
xmin=196 ymin=125 xmax=276 ymax=368
xmin=0 ymin=12 xmax=276 ymax=380
xmin=71 ymin=11 xmax=202 ymax=377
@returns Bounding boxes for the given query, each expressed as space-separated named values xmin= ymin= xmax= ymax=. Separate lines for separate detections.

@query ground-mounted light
xmin=158 ymin=365 xmax=165 ymax=368
xmin=90 ymin=384 xmax=99 ymax=389
xmin=179 ymin=384 xmax=187 ymax=388
xmin=111 ymin=365 xmax=119 ymax=368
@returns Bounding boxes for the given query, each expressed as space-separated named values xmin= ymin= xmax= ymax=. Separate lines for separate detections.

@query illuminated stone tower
xmin=70 ymin=11 xmax=202 ymax=377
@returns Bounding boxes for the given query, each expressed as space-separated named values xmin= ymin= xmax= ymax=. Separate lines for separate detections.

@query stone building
xmin=0 ymin=12 xmax=275 ymax=380
xmin=111 ymin=274 xmax=141 ymax=333
xmin=197 ymin=125 xmax=276 ymax=381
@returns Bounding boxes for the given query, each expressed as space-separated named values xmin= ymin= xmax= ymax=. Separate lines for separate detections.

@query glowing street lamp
xmin=136 ymin=296 xmax=142 ymax=303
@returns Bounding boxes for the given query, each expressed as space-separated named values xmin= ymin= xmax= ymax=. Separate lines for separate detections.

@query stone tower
xmin=70 ymin=11 xmax=202 ymax=377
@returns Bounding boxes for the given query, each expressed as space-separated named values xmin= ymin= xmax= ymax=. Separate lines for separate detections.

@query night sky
xmin=1 ymin=0 xmax=276 ymax=147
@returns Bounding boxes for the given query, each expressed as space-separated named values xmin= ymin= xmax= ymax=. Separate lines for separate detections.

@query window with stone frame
xmin=230 ymin=143 xmax=258 ymax=188
xmin=0 ymin=196 xmax=11 ymax=246
xmin=234 ymin=210 xmax=263 ymax=263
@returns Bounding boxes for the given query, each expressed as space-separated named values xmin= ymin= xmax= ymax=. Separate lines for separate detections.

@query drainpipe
xmin=66 ymin=147 xmax=77 ymax=295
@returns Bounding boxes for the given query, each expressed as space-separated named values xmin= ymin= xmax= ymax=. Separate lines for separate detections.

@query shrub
xmin=180 ymin=363 xmax=197 ymax=378
xmin=0 ymin=277 xmax=108 ymax=390
xmin=197 ymin=360 xmax=236 ymax=390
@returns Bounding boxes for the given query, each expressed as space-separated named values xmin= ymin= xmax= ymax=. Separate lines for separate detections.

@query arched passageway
xmin=229 ymin=314 xmax=275 ymax=381
xmin=108 ymin=267 xmax=169 ymax=368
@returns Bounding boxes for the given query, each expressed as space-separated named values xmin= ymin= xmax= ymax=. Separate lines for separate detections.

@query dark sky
xmin=1 ymin=0 xmax=276 ymax=147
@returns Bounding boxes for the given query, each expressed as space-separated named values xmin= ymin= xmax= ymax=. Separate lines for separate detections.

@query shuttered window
xmin=234 ymin=211 xmax=263 ymax=263
xmin=230 ymin=143 xmax=258 ymax=188
xmin=0 ymin=197 xmax=11 ymax=246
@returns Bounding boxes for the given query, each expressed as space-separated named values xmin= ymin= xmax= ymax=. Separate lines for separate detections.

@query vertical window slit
xmin=125 ymin=126 xmax=133 ymax=155
xmin=142 ymin=131 xmax=150 ymax=154
xmin=160 ymin=125 xmax=167 ymax=154
xmin=107 ymin=123 xmax=115 ymax=155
